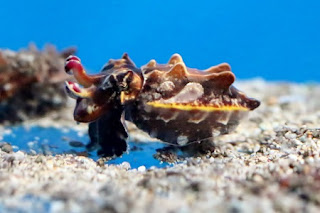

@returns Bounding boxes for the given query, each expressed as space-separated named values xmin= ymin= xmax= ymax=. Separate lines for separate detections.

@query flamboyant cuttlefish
xmin=64 ymin=54 xmax=260 ymax=157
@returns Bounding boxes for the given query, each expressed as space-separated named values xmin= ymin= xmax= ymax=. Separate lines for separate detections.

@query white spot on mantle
xmin=164 ymin=82 xmax=204 ymax=104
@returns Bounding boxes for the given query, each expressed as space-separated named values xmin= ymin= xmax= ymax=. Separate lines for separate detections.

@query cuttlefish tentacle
xmin=65 ymin=81 xmax=96 ymax=99
xmin=65 ymin=55 xmax=106 ymax=88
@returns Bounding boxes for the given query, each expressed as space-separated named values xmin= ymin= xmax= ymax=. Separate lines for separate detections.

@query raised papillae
xmin=65 ymin=54 xmax=260 ymax=156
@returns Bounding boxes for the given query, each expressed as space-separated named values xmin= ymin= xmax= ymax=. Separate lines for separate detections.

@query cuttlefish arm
xmin=65 ymin=81 xmax=96 ymax=99
xmin=88 ymin=109 xmax=128 ymax=157
xmin=65 ymin=80 xmax=128 ymax=156
xmin=64 ymin=55 xmax=130 ymax=157
xmin=65 ymin=55 xmax=106 ymax=87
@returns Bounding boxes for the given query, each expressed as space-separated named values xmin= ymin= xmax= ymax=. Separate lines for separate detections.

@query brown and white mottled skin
xmin=127 ymin=54 xmax=259 ymax=145
xmin=64 ymin=54 xmax=260 ymax=156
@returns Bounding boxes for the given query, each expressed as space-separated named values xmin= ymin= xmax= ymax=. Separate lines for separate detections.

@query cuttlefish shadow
xmin=84 ymin=134 xmax=217 ymax=164
xmin=152 ymin=139 xmax=217 ymax=163
xmin=86 ymin=116 xmax=218 ymax=163
xmin=2 ymin=125 xmax=219 ymax=168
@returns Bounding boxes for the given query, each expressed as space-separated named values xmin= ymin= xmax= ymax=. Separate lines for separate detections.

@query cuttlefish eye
xmin=116 ymin=70 xmax=133 ymax=90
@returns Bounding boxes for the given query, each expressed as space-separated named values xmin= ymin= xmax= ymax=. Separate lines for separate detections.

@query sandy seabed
xmin=0 ymin=79 xmax=320 ymax=213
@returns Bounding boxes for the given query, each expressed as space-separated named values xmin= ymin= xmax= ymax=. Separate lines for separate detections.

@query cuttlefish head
xmin=64 ymin=54 xmax=142 ymax=122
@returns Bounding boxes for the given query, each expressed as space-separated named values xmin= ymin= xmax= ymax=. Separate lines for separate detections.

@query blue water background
xmin=2 ymin=126 xmax=170 ymax=169
xmin=0 ymin=0 xmax=319 ymax=82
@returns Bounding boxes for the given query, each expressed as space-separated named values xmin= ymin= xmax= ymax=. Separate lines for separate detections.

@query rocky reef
xmin=0 ymin=45 xmax=75 ymax=123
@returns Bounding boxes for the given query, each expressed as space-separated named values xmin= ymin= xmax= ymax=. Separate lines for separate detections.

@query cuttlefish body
xmin=65 ymin=54 xmax=260 ymax=157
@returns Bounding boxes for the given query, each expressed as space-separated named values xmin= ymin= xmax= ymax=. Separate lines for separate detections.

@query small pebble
xmin=138 ymin=166 xmax=146 ymax=172
xmin=1 ymin=143 xmax=13 ymax=153
xmin=284 ymin=132 xmax=297 ymax=140
xmin=35 ymin=155 xmax=45 ymax=163
xmin=119 ymin=162 xmax=131 ymax=170
xmin=97 ymin=158 xmax=106 ymax=167
xmin=46 ymin=160 xmax=54 ymax=169
xmin=13 ymin=151 xmax=25 ymax=161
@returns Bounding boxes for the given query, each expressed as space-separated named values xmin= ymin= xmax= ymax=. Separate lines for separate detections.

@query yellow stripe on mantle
xmin=146 ymin=101 xmax=249 ymax=112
